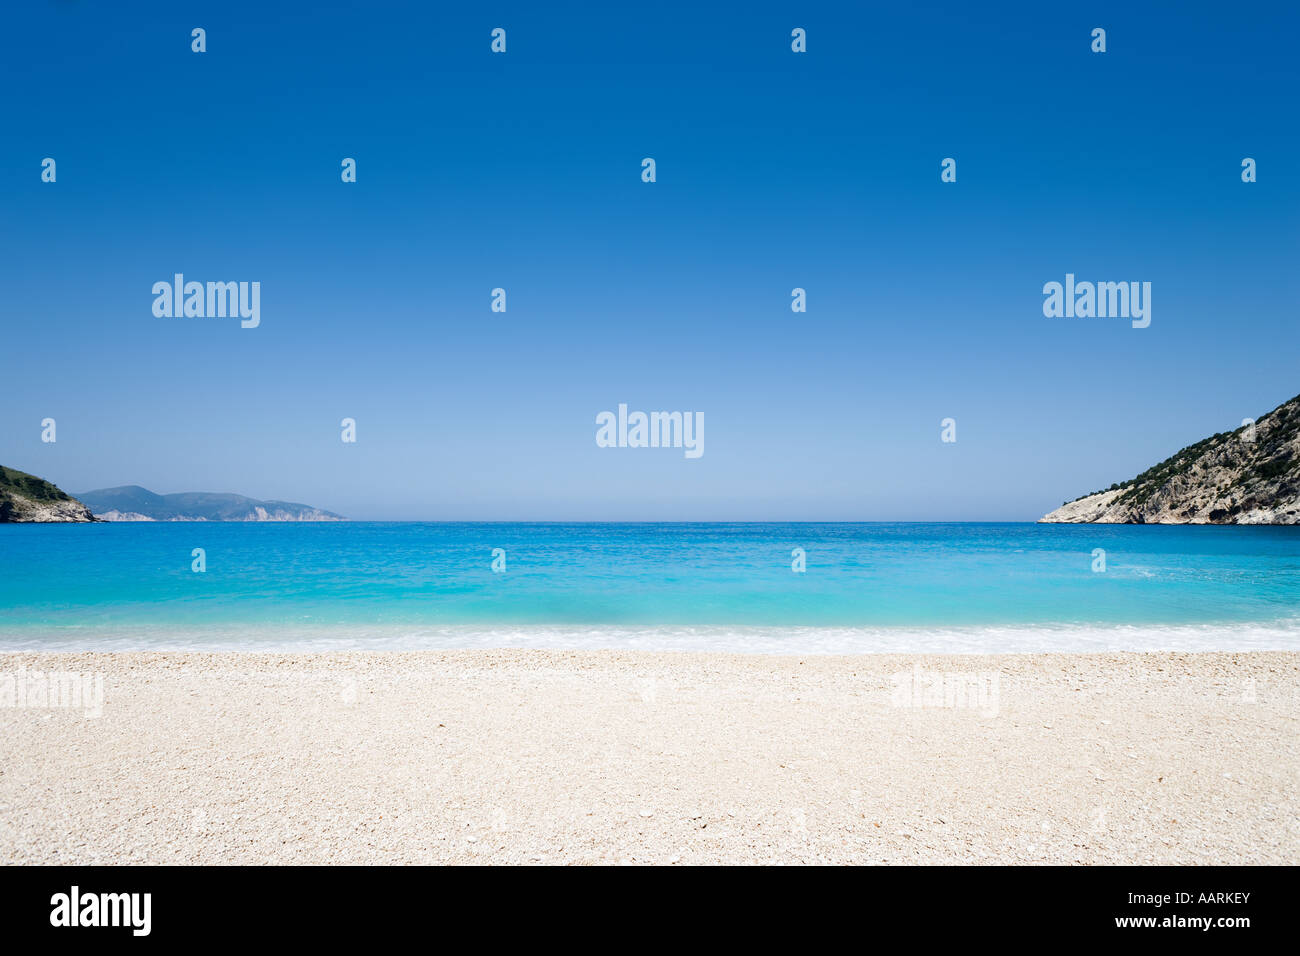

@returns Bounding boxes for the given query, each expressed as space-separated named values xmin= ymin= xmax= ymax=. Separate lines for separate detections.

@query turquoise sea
xmin=1 ymin=522 xmax=1297 ymax=652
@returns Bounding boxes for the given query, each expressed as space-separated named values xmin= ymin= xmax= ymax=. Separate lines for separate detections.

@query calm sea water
xmin=1 ymin=522 xmax=1297 ymax=652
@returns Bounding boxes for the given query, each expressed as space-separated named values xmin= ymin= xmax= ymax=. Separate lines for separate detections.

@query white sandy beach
xmin=1 ymin=650 xmax=1296 ymax=865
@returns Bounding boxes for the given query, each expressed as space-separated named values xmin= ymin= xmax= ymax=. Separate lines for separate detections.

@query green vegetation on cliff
xmin=0 ymin=465 xmax=95 ymax=522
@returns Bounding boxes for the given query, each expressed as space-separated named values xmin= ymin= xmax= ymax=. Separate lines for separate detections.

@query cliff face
xmin=0 ymin=466 xmax=96 ymax=523
xmin=1041 ymin=393 xmax=1300 ymax=525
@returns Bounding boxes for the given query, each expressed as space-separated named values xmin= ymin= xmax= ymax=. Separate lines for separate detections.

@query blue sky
xmin=2 ymin=1 xmax=1297 ymax=520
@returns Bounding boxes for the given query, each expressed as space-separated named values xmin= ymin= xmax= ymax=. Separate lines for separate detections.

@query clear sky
xmin=2 ymin=1 xmax=1297 ymax=520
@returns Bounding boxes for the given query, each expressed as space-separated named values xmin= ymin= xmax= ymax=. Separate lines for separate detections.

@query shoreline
xmin=2 ymin=649 xmax=1296 ymax=864
xmin=5 ymin=617 xmax=1300 ymax=655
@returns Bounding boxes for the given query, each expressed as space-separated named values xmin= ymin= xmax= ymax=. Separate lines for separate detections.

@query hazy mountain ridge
xmin=1041 ymin=392 xmax=1300 ymax=524
xmin=78 ymin=485 xmax=345 ymax=522
xmin=0 ymin=465 xmax=96 ymax=522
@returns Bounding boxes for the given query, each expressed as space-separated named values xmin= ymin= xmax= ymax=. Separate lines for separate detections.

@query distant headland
xmin=1042 ymin=392 xmax=1300 ymax=525
xmin=0 ymin=465 xmax=95 ymax=522
xmin=0 ymin=468 xmax=344 ymax=522
xmin=78 ymin=486 xmax=346 ymax=521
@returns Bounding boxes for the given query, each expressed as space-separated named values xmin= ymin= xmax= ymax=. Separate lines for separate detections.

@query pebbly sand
xmin=1 ymin=650 xmax=1296 ymax=865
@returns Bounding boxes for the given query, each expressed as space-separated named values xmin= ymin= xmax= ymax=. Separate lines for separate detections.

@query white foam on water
xmin=3 ymin=619 xmax=1300 ymax=654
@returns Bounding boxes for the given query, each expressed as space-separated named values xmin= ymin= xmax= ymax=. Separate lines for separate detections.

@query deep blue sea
xmin=1 ymin=522 xmax=1297 ymax=652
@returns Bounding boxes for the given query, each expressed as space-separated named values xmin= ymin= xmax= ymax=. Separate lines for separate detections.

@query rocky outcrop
xmin=0 ymin=466 xmax=96 ymax=522
xmin=1042 ymin=392 xmax=1300 ymax=524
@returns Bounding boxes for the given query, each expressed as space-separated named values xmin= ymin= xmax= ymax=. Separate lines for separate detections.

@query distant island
xmin=0 ymin=465 xmax=96 ymax=522
xmin=1 ymin=467 xmax=344 ymax=522
xmin=77 ymin=485 xmax=346 ymax=521
xmin=1042 ymin=392 xmax=1299 ymax=524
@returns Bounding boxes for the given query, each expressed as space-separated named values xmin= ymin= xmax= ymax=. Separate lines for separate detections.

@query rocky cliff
xmin=1041 ymin=392 xmax=1300 ymax=524
xmin=0 ymin=466 xmax=96 ymax=522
